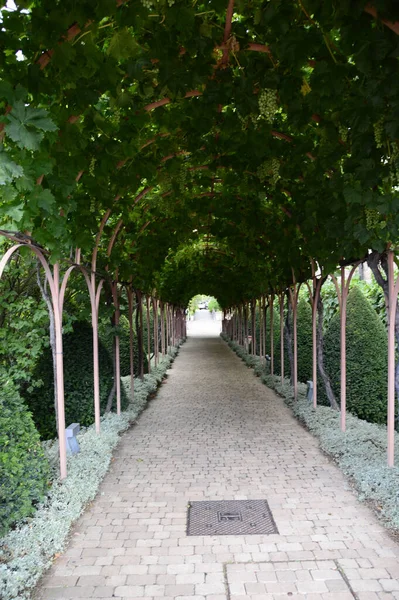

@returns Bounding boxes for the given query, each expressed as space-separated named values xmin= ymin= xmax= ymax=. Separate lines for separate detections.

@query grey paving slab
xmin=36 ymin=333 xmax=399 ymax=600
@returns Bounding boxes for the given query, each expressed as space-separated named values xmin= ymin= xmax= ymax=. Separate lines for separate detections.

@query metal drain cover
xmin=187 ymin=499 xmax=278 ymax=536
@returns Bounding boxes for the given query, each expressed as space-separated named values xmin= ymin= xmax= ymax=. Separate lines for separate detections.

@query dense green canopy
xmin=1 ymin=0 xmax=399 ymax=306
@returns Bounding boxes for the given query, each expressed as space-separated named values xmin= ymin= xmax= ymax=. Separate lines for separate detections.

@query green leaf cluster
xmin=0 ymin=377 xmax=50 ymax=536
xmin=320 ymin=286 xmax=389 ymax=424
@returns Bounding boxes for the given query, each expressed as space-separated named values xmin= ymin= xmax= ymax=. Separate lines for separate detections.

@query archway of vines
xmin=2 ymin=0 xmax=399 ymax=474
xmin=1 ymin=0 xmax=399 ymax=290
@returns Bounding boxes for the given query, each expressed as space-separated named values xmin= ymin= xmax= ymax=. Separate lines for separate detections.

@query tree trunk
xmin=146 ymin=295 xmax=151 ymax=373
xmin=367 ymin=250 xmax=399 ymax=422
xmin=251 ymin=300 xmax=256 ymax=355
xmin=284 ymin=292 xmax=294 ymax=383
xmin=358 ymin=262 xmax=365 ymax=281
xmin=135 ymin=291 xmax=144 ymax=380
xmin=105 ymin=377 xmax=116 ymax=413
xmin=316 ymin=292 xmax=339 ymax=410
xmin=36 ymin=262 xmax=58 ymax=431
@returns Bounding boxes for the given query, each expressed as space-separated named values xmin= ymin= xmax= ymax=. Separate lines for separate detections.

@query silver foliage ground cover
xmin=0 ymin=346 xmax=181 ymax=600
xmin=222 ymin=334 xmax=399 ymax=533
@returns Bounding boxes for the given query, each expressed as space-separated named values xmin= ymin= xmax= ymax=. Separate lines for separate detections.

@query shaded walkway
xmin=38 ymin=333 xmax=399 ymax=600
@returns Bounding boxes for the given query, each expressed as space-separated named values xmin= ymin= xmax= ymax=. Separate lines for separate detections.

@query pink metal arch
xmin=59 ymin=257 xmax=104 ymax=435
xmin=288 ymin=273 xmax=302 ymax=401
xmin=278 ymin=292 xmax=285 ymax=386
xmin=127 ymin=285 xmax=135 ymax=402
xmin=304 ymin=260 xmax=324 ymax=409
xmin=387 ymin=250 xmax=399 ymax=466
xmin=0 ymin=243 xmax=67 ymax=479
xmin=331 ymin=263 xmax=360 ymax=432
xmin=270 ymin=293 xmax=275 ymax=375
xmin=146 ymin=294 xmax=152 ymax=374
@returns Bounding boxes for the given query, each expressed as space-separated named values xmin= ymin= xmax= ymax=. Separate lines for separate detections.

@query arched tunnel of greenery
xmin=1 ymin=0 xmax=399 ymax=301
xmin=3 ymin=3 xmax=399 ymax=585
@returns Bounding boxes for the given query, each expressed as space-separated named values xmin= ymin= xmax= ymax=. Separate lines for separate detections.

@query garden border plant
xmin=0 ymin=343 xmax=183 ymax=600
xmin=221 ymin=333 xmax=399 ymax=534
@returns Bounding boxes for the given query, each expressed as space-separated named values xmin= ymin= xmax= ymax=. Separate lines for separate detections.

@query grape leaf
xmin=30 ymin=187 xmax=56 ymax=212
xmin=0 ymin=151 xmax=24 ymax=184
xmin=107 ymin=28 xmax=140 ymax=60
xmin=4 ymin=205 xmax=24 ymax=222
xmin=5 ymin=100 xmax=58 ymax=151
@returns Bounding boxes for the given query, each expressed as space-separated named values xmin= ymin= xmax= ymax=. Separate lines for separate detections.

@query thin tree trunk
xmin=37 ymin=262 xmax=58 ymax=431
xmin=160 ymin=301 xmax=165 ymax=356
xmin=251 ymin=300 xmax=256 ymax=355
xmin=317 ymin=293 xmax=339 ymax=410
xmin=136 ymin=291 xmax=144 ymax=380
xmin=263 ymin=298 xmax=268 ymax=360
xmin=146 ymin=295 xmax=151 ymax=374
xmin=368 ymin=250 xmax=399 ymax=421
xmin=105 ymin=376 xmax=116 ymax=412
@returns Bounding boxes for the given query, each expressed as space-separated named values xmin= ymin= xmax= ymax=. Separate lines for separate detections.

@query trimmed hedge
xmin=296 ymin=297 xmax=313 ymax=384
xmin=320 ymin=286 xmax=388 ymax=424
xmin=24 ymin=321 xmax=128 ymax=439
xmin=99 ymin=315 xmax=148 ymax=377
xmin=0 ymin=378 xmax=50 ymax=536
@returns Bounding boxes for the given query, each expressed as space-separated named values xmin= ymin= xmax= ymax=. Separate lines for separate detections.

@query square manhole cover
xmin=187 ymin=500 xmax=278 ymax=536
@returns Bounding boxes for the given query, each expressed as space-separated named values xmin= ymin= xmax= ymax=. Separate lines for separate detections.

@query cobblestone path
xmin=38 ymin=334 xmax=399 ymax=600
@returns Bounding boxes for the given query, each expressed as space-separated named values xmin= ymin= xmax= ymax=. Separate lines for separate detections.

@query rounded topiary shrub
xmin=0 ymin=377 xmax=50 ymax=536
xmin=296 ymin=297 xmax=313 ymax=384
xmin=25 ymin=321 xmax=128 ymax=439
xmin=321 ymin=286 xmax=388 ymax=424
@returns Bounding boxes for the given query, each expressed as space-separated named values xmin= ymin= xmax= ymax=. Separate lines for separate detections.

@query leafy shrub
xmin=244 ymin=296 xmax=316 ymax=384
xmin=0 ymin=345 xmax=183 ymax=600
xmin=0 ymin=378 xmax=50 ymax=536
xmin=320 ymin=286 xmax=388 ymax=424
xmin=321 ymin=277 xmax=387 ymax=330
xmin=24 ymin=321 xmax=128 ymax=439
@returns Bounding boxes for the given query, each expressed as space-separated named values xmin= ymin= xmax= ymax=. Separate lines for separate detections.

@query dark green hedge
xmin=99 ymin=315 xmax=148 ymax=377
xmin=253 ymin=298 xmax=314 ymax=383
xmin=296 ymin=297 xmax=313 ymax=384
xmin=251 ymin=306 xmax=288 ymax=374
xmin=0 ymin=377 xmax=50 ymax=536
xmin=320 ymin=286 xmax=388 ymax=424
xmin=25 ymin=321 xmax=128 ymax=439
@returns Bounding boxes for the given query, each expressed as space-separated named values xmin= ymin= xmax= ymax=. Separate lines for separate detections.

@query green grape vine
xmin=257 ymin=158 xmax=280 ymax=188
xmin=373 ymin=119 xmax=384 ymax=149
xmin=365 ymin=208 xmax=384 ymax=232
xmin=177 ymin=167 xmax=187 ymax=193
xmin=89 ymin=157 xmax=96 ymax=177
xmin=258 ymin=89 xmax=278 ymax=124
xmin=338 ymin=124 xmax=348 ymax=143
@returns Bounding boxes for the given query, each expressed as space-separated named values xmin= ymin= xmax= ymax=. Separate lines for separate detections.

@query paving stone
xmin=34 ymin=335 xmax=399 ymax=600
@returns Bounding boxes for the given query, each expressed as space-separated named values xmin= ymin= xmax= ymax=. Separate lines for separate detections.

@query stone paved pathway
xmin=38 ymin=333 xmax=399 ymax=600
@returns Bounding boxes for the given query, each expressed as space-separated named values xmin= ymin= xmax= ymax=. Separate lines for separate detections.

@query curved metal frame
xmin=304 ymin=259 xmax=324 ymax=409
xmin=330 ymin=263 xmax=360 ymax=432
xmin=387 ymin=250 xmax=399 ymax=466
xmin=0 ymin=243 xmax=68 ymax=479
xmin=288 ymin=274 xmax=302 ymax=401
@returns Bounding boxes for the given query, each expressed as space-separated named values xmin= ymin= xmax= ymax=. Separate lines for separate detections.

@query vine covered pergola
xmin=1 ymin=0 xmax=399 ymax=476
